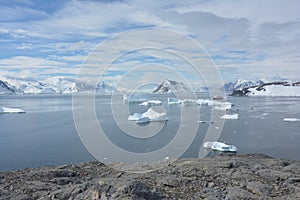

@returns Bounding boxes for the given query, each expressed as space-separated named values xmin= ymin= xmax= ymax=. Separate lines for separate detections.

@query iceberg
xmin=167 ymin=97 xmax=233 ymax=109
xmin=0 ymin=107 xmax=25 ymax=114
xmin=283 ymin=118 xmax=300 ymax=122
xmin=214 ymin=103 xmax=232 ymax=110
xmin=203 ymin=141 xmax=237 ymax=152
xmin=167 ymin=97 xmax=181 ymax=105
xmin=139 ymin=100 xmax=162 ymax=106
xmin=122 ymin=94 xmax=128 ymax=103
xmin=182 ymin=99 xmax=198 ymax=106
xmin=128 ymin=108 xmax=168 ymax=123
xmin=220 ymin=114 xmax=238 ymax=119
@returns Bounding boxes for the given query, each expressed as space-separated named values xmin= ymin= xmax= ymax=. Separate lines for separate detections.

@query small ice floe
xmin=165 ymin=156 xmax=170 ymax=160
xmin=198 ymin=120 xmax=214 ymax=124
xmin=214 ymin=103 xmax=232 ymax=110
xmin=203 ymin=141 xmax=237 ymax=152
xmin=128 ymin=108 xmax=168 ymax=123
xmin=122 ymin=94 xmax=128 ymax=103
xmin=283 ymin=118 xmax=300 ymax=122
xmin=0 ymin=107 xmax=25 ymax=114
xmin=220 ymin=114 xmax=238 ymax=119
xmin=139 ymin=100 xmax=162 ymax=106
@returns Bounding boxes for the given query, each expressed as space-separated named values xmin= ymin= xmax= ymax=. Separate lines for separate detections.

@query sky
xmin=0 ymin=0 xmax=300 ymax=88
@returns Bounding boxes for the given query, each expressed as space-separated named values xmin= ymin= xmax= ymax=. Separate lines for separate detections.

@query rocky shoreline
xmin=1 ymin=154 xmax=299 ymax=199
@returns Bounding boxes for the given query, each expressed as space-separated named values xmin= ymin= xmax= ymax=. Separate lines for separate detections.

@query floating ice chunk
xmin=122 ymin=94 xmax=128 ymax=103
xmin=182 ymin=99 xmax=198 ymax=106
xmin=128 ymin=108 xmax=168 ymax=123
xmin=214 ymin=103 xmax=232 ymax=110
xmin=283 ymin=118 xmax=300 ymax=122
xmin=128 ymin=113 xmax=142 ymax=121
xmin=139 ymin=100 xmax=162 ymax=106
xmin=203 ymin=141 xmax=237 ymax=152
xmin=0 ymin=107 xmax=25 ymax=114
xmin=167 ymin=97 xmax=181 ymax=105
xmin=198 ymin=120 xmax=214 ymax=124
xmin=220 ymin=114 xmax=238 ymax=119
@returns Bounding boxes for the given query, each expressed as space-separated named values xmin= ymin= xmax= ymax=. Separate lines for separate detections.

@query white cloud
xmin=0 ymin=0 xmax=299 ymax=82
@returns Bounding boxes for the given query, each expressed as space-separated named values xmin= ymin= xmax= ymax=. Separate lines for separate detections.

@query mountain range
xmin=0 ymin=76 xmax=117 ymax=95
xmin=1 ymin=75 xmax=298 ymax=95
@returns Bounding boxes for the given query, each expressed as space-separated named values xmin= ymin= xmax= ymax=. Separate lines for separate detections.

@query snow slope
xmin=247 ymin=84 xmax=300 ymax=96
xmin=153 ymin=79 xmax=191 ymax=93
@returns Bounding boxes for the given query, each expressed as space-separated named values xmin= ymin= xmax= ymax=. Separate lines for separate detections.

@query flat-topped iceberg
xmin=220 ymin=114 xmax=238 ymax=119
xmin=128 ymin=108 xmax=168 ymax=123
xmin=167 ymin=97 xmax=181 ymax=105
xmin=283 ymin=118 xmax=300 ymax=122
xmin=203 ymin=141 xmax=237 ymax=152
xmin=0 ymin=107 xmax=25 ymax=114
xmin=167 ymin=97 xmax=232 ymax=110
xmin=139 ymin=100 xmax=162 ymax=106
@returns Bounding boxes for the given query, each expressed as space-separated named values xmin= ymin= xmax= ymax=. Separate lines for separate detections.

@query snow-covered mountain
xmin=0 ymin=76 xmax=117 ymax=95
xmin=96 ymin=81 xmax=117 ymax=93
xmin=224 ymin=79 xmax=264 ymax=91
xmin=153 ymin=79 xmax=191 ymax=93
xmin=0 ymin=80 xmax=18 ymax=94
xmin=247 ymin=82 xmax=300 ymax=96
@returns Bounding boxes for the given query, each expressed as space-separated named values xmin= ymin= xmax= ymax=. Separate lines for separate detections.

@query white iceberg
xmin=214 ymin=103 xmax=232 ymax=110
xmin=283 ymin=118 xmax=300 ymax=122
xmin=122 ymin=94 xmax=128 ymax=103
xmin=139 ymin=100 xmax=162 ymax=106
xmin=203 ymin=141 xmax=237 ymax=152
xmin=128 ymin=108 xmax=168 ymax=123
xmin=167 ymin=97 xmax=181 ymax=105
xmin=182 ymin=99 xmax=198 ymax=106
xmin=220 ymin=114 xmax=238 ymax=119
xmin=0 ymin=107 xmax=25 ymax=114
xmin=167 ymin=97 xmax=233 ymax=109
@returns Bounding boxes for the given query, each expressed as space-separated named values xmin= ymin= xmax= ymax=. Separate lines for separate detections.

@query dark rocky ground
xmin=0 ymin=154 xmax=299 ymax=200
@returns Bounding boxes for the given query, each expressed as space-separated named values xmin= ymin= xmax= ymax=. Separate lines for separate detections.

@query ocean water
xmin=0 ymin=94 xmax=299 ymax=171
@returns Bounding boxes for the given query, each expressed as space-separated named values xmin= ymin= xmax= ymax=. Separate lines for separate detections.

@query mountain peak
xmin=153 ymin=79 xmax=191 ymax=93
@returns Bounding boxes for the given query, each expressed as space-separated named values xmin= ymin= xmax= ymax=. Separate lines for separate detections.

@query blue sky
xmin=0 ymin=0 xmax=300 ymax=88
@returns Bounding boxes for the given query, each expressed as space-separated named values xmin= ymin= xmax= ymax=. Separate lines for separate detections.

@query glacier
xmin=247 ymin=85 xmax=300 ymax=96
